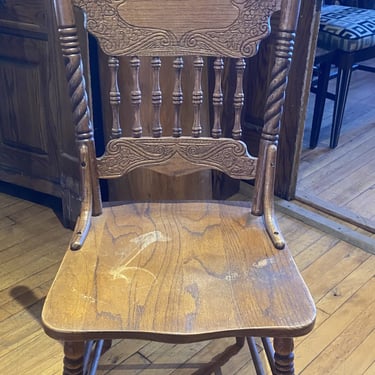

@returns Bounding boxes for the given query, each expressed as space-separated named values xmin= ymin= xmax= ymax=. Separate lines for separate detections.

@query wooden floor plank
xmin=295 ymin=276 xmax=375 ymax=371
xmin=0 ymin=209 xmax=63 ymax=253
xmin=294 ymin=307 xmax=330 ymax=350
xmin=0 ymin=278 xmax=54 ymax=321
xmin=137 ymin=341 xmax=209 ymax=374
xmin=0 ymin=253 xmax=63 ymax=292
xmin=298 ymin=57 xmax=375 ymax=231
xmin=280 ymin=219 xmax=327 ymax=258
xmin=0 ymin=200 xmax=35 ymax=229
xmin=317 ymin=255 xmax=375 ymax=315
xmin=299 ymin=131 xmax=374 ymax=190
xmin=318 ymin=160 xmax=375 ymax=206
xmin=0 ymin=233 xmax=65 ymax=269
xmin=303 ymin=300 xmax=375 ymax=374
xmin=363 ymin=360 xmax=375 ymax=375
xmin=345 ymin=186 xmax=375 ymax=222
xmin=0 ymin=192 xmax=24 ymax=208
xmin=96 ymin=339 xmax=151 ymax=374
xmin=0 ymin=232 xmax=67 ymax=282
xmin=276 ymin=197 xmax=375 ymax=254
xmin=331 ymin=328 xmax=375 ymax=375
xmin=298 ymin=122 xmax=375 ymax=182
xmin=300 ymin=241 xmax=370 ymax=302
xmin=231 ymin=339 xmax=270 ymax=375
xmin=103 ymin=351 xmax=151 ymax=375
xmin=294 ymin=234 xmax=338 ymax=271
xmin=0 ymin=330 xmax=62 ymax=374
xmin=220 ymin=345 xmax=253 ymax=375
xmin=0 ymin=262 xmax=62 ymax=309
xmin=0 ymin=304 xmax=45 ymax=356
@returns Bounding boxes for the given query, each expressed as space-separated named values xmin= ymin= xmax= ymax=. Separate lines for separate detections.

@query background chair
xmin=42 ymin=1 xmax=315 ymax=374
xmin=309 ymin=2 xmax=375 ymax=148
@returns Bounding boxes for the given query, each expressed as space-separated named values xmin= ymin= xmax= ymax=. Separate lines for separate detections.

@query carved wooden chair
xmin=42 ymin=0 xmax=316 ymax=374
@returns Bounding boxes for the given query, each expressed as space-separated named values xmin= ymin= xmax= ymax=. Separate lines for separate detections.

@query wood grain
xmin=73 ymin=0 xmax=281 ymax=57
xmin=42 ymin=202 xmax=315 ymax=342
xmin=1 ymin=192 xmax=374 ymax=374
xmin=44 ymin=0 xmax=314 ymax=373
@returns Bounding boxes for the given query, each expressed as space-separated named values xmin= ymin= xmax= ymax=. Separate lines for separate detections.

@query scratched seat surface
xmin=43 ymin=202 xmax=315 ymax=342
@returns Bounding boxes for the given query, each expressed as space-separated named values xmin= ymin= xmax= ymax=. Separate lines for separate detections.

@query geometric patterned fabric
xmin=330 ymin=1 xmax=375 ymax=8
xmin=318 ymin=5 xmax=375 ymax=52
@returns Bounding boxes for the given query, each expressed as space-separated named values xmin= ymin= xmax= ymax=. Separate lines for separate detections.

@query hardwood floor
xmin=297 ymin=58 xmax=375 ymax=232
xmin=0 ymin=187 xmax=374 ymax=374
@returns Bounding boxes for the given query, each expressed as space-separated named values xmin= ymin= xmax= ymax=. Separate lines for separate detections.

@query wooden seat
xmin=42 ymin=0 xmax=315 ymax=374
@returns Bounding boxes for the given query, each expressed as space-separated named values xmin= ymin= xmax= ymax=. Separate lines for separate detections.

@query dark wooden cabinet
xmin=0 ymin=0 xmax=80 ymax=226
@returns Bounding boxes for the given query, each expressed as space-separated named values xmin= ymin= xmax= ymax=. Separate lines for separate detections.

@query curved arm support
xmin=70 ymin=144 xmax=92 ymax=250
xmin=264 ymin=144 xmax=285 ymax=249
xmin=252 ymin=29 xmax=296 ymax=216
xmin=252 ymin=0 xmax=300 ymax=215
xmin=55 ymin=2 xmax=102 ymax=216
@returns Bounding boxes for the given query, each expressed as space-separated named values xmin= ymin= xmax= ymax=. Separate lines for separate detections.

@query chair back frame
xmin=52 ymin=0 xmax=301 ymax=251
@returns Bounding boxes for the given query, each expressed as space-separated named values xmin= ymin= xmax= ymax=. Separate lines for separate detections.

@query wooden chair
xmin=42 ymin=0 xmax=316 ymax=374
xmin=309 ymin=3 xmax=375 ymax=148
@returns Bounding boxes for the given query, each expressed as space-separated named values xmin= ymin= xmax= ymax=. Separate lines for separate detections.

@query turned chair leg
xmin=82 ymin=339 xmax=113 ymax=375
xmin=330 ymin=65 xmax=353 ymax=148
xmin=63 ymin=341 xmax=85 ymax=375
xmin=310 ymin=60 xmax=332 ymax=149
xmin=273 ymin=337 xmax=295 ymax=375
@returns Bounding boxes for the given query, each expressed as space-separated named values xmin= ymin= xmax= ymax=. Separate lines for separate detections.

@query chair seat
xmin=42 ymin=201 xmax=315 ymax=343
xmin=319 ymin=5 xmax=375 ymax=52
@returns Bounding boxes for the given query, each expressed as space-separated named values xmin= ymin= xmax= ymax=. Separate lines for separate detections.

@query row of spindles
xmin=108 ymin=56 xmax=246 ymax=140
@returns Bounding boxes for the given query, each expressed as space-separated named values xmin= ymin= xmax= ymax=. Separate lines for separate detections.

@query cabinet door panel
xmin=0 ymin=0 xmax=48 ymax=33
xmin=0 ymin=33 xmax=59 ymax=190
xmin=0 ymin=0 xmax=84 ymax=227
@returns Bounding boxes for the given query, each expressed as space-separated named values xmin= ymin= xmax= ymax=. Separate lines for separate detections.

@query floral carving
xmin=96 ymin=137 xmax=257 ymax=179
xmin=73 ymin=0 xmax=279 ymax=57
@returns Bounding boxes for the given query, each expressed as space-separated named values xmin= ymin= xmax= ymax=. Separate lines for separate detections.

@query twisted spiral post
xmin=263 ymin=31 xmax=295 ymax=141
xmin=252 ymin=30 xmax=296 ymax=216
xmin=58 ymin=24 xmax=102 ymax=216
xmin=59 ymin=26 xmax=93 ymax=142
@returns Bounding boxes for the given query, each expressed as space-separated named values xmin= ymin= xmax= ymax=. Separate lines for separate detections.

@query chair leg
xmin=247 ymin=337 xmax=267 ymax=375
xmin=261 ymin=337 xmax=276 ymax=374
xmin=63 ymin=341 xmax=85 ymax=375
xmin=273 ymin=337 xmax=295 ymax=375
xmin=310 ymin=60 xmax=332 ymax=149
xmin=330 ymin=66 xmax=353 ymax=148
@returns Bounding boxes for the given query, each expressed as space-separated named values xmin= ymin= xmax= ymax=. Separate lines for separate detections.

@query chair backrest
xmin=53 ymin=0 xmax=301 ymax=249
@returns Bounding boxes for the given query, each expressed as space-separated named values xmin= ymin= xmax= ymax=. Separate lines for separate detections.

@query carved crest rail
xmin=96 ymin=137 xmax=257 ymax=179
xmin=73 ymin=0 xmax=280 ymax=57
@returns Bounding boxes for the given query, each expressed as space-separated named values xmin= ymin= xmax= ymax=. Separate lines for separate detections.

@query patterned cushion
xmin=318 ymin=5 xmax=375 ymax=52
